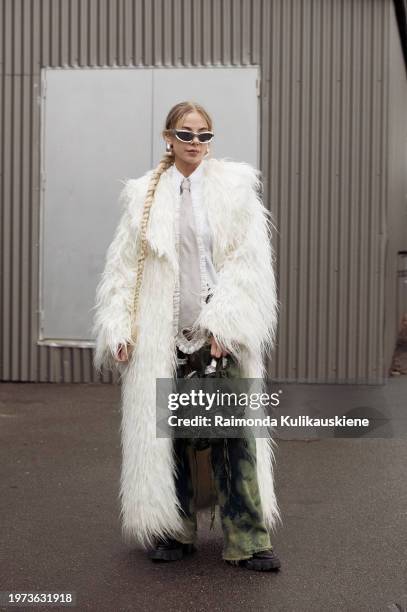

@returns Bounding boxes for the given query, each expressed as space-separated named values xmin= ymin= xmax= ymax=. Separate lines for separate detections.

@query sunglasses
xmin=171 ymin=129 xmax=214 ymax=144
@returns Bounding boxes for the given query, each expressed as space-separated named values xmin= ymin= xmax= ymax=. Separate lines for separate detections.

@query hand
xmin=115 ymin=343 xmax=130 ymax=362
xmin=209 ymin=334 xmax=228 ymax=358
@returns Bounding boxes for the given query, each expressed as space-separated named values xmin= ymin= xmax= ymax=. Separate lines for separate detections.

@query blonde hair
xmin=129 ymin=101 xmax=213 ymax=346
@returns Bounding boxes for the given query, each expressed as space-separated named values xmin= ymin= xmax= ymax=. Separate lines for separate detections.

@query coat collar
xmin=141 ymin=158 xmax=237 ymax=273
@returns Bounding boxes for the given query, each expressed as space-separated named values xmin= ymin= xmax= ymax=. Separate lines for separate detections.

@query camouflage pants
xmin=172 ymin=342 xmax=272 ymax=561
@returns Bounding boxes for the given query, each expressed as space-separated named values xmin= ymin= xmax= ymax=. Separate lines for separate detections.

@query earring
xmin=166 ymin=142 xmax=173 ymax=155
xmin=204 ymin=147 xmax=210 ymax=158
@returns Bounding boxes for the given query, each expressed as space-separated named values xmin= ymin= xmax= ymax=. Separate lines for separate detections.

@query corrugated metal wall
xmin=0 ymin=0 xmax=392 ymax=383
xmin=384 ymin=0 xmax=407 ymax=369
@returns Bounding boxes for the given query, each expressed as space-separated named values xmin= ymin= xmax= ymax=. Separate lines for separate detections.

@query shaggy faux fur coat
xmin=92 ymin=157 xmax=281 ymax=547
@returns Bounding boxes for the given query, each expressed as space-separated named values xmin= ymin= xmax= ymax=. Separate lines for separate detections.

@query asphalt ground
xmin=1 ymin=381 xmax=406 ymax=612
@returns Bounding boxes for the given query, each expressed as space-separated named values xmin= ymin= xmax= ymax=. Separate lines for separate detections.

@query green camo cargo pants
xmin=172 ymin=342 xmax=272 ymax=562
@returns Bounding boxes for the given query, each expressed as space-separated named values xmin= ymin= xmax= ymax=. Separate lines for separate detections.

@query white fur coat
xmin=92 ymin=157 xmax=281 ymax=548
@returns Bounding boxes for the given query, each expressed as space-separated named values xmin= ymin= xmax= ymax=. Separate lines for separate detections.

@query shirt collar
xmin=171 ymin=159 xmax=205 ymax=192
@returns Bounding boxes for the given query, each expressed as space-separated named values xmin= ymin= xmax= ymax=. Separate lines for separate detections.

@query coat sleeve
xmin=191 ymin=169 xmax=279 ymax=364
xmin=91 ymin=181 xmax=140 ymax=374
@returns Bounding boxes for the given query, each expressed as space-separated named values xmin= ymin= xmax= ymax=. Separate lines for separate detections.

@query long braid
xmin=129 ymin=153 xmax=175 ymax=345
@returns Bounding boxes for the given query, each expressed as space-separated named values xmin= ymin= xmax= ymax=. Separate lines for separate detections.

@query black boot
xmin=149 ymin=538 xmax=196 ymax=562
xmin=226 ymin=548 xmax=281 ymax=572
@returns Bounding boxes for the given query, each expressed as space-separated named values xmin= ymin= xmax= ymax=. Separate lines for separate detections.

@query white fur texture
xmin=92 ymin=158 xmax=281 ymax=548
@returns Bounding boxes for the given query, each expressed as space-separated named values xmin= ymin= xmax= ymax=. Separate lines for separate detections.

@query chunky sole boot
xmin=226 ymin=549 xmax=281 ymax=572
xmin=149 ymin=539 xmax=196 ymax=562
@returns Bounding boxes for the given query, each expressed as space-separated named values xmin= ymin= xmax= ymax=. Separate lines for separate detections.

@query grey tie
xmin=178 ymin=177 xmax=202 ymax=335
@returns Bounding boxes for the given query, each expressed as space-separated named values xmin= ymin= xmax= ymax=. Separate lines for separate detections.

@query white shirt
xmin=171 ymin=160 xmax=218 ymax=352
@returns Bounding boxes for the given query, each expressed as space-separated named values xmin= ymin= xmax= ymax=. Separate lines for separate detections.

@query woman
xmin=92 ymin=101 xmax=281 ymax=571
